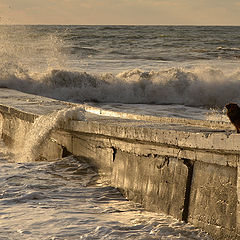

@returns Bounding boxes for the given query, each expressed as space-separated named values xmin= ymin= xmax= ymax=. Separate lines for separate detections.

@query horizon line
xmin=0 ymin=23 xmax=240 ymax=27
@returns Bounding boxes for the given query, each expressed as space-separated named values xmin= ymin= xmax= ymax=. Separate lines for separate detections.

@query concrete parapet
xmin=0 ymin=89 xmax=240 ymax=239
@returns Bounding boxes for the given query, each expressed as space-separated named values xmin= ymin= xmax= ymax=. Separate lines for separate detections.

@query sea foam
xmin=0 ymin=67 xmax=240 ymax=108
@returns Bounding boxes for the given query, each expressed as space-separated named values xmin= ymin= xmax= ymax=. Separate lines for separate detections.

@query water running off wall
xmin=12 ymin=107 xmax=85 ymax=162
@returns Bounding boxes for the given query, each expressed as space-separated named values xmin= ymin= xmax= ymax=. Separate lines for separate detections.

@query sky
xmin=0 ymin=0 xmax=240 ymax=25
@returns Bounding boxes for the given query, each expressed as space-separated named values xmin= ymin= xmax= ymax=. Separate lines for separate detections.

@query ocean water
xmin=0 ymin=25 xmax=239 ymax=239
xmin=0 ymin=25 xmax=240 ymax=110
xmin=0 ymin=152 xmax=211 ymax=240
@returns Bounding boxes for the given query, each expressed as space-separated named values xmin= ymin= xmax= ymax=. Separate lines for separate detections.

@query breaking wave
xmin=1 ymin=66 xmax=240 ymax=108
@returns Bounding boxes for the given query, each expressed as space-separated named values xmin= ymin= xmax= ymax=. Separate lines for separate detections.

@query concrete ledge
xmin=0 ymin=89 xmax=240 ymax=239
xmin=84 ymin=104 xmax=232 ymax=130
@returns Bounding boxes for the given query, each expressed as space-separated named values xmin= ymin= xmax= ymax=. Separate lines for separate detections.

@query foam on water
xmin=0 ymin=25 xmax=239 ymax=111
xmin=1 ymin=66 xmax=240 ymax=109
xmin=0 ymin=155 xmax=212 ymax=240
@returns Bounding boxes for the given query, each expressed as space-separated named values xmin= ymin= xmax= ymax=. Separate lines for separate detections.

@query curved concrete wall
xmin=0 ymin=89 xmax=239 ymax=240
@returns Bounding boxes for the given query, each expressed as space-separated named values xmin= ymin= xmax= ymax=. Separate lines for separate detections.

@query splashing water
xmin=1 ymin=67 xmax=240 ymax=108
xmin=14 ymin=106 xmax=85 ymax=162
xmin=0 ymin=25 xmax=240 ymax=109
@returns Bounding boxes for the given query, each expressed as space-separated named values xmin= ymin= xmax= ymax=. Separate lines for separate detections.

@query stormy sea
xmin=1 ymin=25 xmax=239 ymax=239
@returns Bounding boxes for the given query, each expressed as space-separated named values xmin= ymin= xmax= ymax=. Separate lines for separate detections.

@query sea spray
xmin=1 ymin=67 xmax=240 ymax=108
xmin=16 ymin=106 xmax=85 ymax=162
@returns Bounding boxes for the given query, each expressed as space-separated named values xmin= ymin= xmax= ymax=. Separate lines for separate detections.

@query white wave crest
xmin=1 ymin=67 xmax=240 ymax=108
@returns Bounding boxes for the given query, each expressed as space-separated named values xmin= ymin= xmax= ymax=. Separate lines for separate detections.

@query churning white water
xmin=1 ymin=24 xmax=237 ymax=239
xmin=1 ymin=67 xmax=240 ymax=109
xmin=0 ymin=152 xmax=212 ymax=240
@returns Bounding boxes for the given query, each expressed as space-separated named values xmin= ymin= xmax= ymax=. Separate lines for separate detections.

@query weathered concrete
xmin=0 ymin=89 xmax=240 ymax=239
xmin=188 ymin=161 xmax=237 ymax=239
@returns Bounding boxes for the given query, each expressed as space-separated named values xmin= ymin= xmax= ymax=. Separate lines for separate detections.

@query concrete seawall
xmin=0 ymin=89 xmax=239 ymax=239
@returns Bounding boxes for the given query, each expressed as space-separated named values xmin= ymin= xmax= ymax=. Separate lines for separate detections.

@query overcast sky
xmin=0 ymin=0 xmax=240 ymax=25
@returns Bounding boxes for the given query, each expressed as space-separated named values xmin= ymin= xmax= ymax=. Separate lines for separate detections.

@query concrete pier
xmin=0 ymin=88 xmax=239 ymax=239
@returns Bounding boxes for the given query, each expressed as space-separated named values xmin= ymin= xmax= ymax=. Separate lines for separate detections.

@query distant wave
xmin=217 ymin=46 xmax=240 ymax=51
xmin=1 ymin=67 xmax=240 ymax=108
xmin=69 ymin=47 xmax=100 ymax=55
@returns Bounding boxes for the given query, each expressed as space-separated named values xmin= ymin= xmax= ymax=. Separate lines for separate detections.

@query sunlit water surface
xmin=0 ymin=149 xmax=212 ymax=240
xmin=1 ymin=25 xmax=235 ymax=240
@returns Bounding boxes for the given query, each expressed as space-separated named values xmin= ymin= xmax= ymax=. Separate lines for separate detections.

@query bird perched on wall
xmin=225 ymin=103 xmax=240 ymax=133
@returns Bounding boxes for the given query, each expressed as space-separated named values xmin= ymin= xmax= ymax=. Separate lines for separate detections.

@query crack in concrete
xmin=156 ymin=156 xmax=170 ymax=170
xmin=182 ymin=158 xmax=194 ymax=222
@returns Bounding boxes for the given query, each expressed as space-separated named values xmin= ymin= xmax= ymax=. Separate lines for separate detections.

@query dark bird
xmin=225 ymin=103 xmax=240 ymax=133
